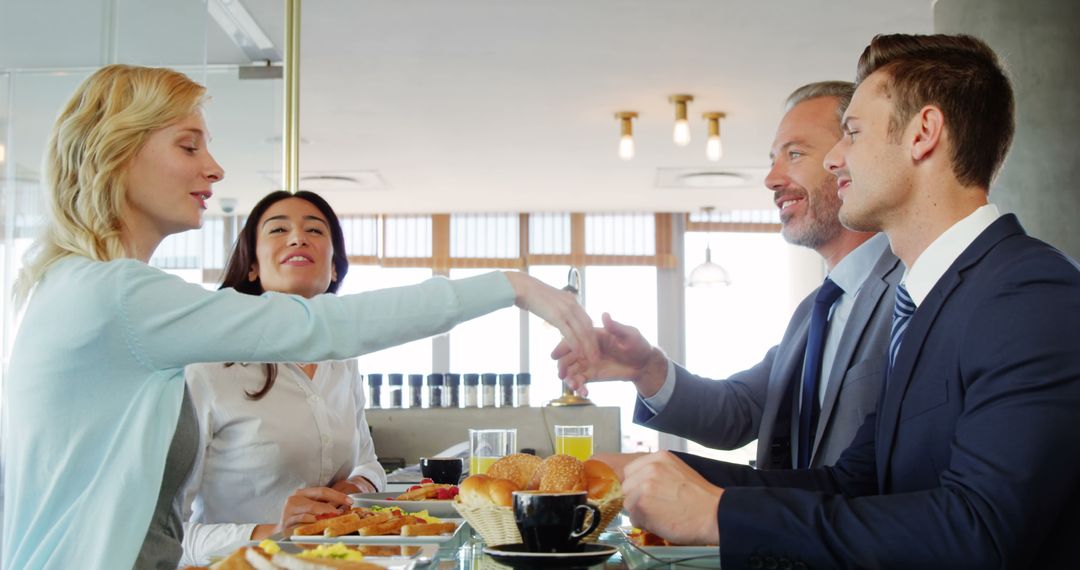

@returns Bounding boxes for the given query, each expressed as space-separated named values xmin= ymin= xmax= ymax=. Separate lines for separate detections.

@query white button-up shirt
xmin=179 ymin=360 xmax=385 ymax=565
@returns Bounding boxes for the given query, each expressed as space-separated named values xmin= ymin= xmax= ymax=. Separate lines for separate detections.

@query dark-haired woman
xmin=178 ymin=191 xmax=383 ymax=565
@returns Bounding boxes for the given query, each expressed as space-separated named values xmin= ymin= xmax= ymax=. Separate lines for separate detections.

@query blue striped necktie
xmin=889 ymin=284 xmax=916 ymax=372
xmin=797 ymin=277 xmax=844 ymax=469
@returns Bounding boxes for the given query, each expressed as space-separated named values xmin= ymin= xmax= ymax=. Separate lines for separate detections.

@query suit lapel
xmin=812 ymin=254 xmax=898 ymax=461
xmin=874 ymin=214 xmax=1025 ymax=490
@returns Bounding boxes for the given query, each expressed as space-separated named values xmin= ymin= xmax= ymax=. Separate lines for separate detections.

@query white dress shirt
xmin=901 ymin=203 xmax=1001 ymax=307
xmin=179 ymin=360 xmax=385 ymax=565
xmin=644 ymin=233 xmax=891 ymax=411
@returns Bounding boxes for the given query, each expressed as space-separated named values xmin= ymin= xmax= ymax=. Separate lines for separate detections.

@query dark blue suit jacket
xmin=678 ymin=215 xmax=1080 ymax=569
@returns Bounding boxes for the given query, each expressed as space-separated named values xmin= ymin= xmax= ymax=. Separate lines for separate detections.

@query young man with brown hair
xmin=617 ymin=34 xmax=1080 ymax=569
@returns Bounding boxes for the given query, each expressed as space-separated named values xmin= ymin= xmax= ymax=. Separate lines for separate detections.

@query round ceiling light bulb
xmin=673 ymin=119 xmax=691 ymax=147
xmin=706 ymin=135 xmax=722 ymax=161
xmin=619 ymin=134 xmax=635 ymax=160
xmin=669 ymin=94 xmax=694 ymax=147
xmin=703 ymin=112 xmax=726 ymax=162
xmin=615 ymin=111 xmax=639 ymax=161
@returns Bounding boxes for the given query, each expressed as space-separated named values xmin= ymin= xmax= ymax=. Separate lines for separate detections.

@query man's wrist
xmin=633 ymin=348 xmax=669 ymax=397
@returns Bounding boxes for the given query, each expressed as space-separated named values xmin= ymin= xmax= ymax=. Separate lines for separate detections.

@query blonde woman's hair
xmin=14 ymin=64 xmax=206 ymax=306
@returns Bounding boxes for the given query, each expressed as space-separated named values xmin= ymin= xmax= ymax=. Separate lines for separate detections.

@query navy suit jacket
xmin=678 ymin=215 xmax=1080 ymax=569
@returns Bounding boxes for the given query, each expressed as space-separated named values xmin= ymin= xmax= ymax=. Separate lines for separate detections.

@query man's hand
xmin=552 ymin=313 xmax=668 ymax=397
xmin=622 ymin=452 xmax=723 ymax=546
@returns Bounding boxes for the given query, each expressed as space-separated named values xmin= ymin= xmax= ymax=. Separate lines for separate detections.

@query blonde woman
xmin=1 ymin=65 xmax=595 ymax=570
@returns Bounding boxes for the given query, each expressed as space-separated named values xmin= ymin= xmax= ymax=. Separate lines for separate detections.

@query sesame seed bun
xmin=531 ymin=454 xmax=587 ymax=493
xmin=486 ymin=453 xmax=542 ymax=490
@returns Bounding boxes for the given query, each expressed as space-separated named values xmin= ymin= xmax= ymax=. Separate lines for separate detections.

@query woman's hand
xmin=331 ymin=476 xmax=377 ymax=495
xmin=276 ymin=486 xmax=354 ymax=534
xmin=503 ymin=272 xmax=598 ymax=362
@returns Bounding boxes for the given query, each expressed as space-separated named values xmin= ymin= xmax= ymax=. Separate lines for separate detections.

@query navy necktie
xmin=797 ymin=277 xmax=844 ymax=469
xmin=889 ymin=284 xmax=916 ymax=372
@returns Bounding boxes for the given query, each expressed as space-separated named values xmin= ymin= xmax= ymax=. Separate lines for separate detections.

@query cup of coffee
xmin=512 ymin=491 xmax=601 ymax=552
xmin=420 ymin=457 xmax=464 ymax=484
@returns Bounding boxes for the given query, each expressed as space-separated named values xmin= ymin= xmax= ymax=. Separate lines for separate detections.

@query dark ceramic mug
xmin=419 ymin=457 xmax=464 ymax=484
xmin=513 ymin=490 xmax=601 ymax=553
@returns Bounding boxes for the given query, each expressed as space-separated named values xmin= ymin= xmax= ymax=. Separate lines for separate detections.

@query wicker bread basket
xmin=583 ymin=495 xmax=624 ymax=543
xmin=454 ymin=502 xmax=521 ymax=546
xmin=455 ymin=495 xmax=624 ymax=546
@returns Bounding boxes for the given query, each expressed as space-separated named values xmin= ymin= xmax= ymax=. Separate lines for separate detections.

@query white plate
xmin=618 ymin=526 xmax=718 ymax=564
xmin=351 ymin=492 xmax=460 ymax=518
xmin=288 ymin=519 xmax=465 ymax=544
xmin=210 ymin=543 xmax=433 ymax=569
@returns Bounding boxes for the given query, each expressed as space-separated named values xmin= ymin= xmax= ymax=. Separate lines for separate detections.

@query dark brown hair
xmin=220 ymin=190 xmax=349 ymax=399
xmin=855 ymin=33 xmax=1015 ymax=189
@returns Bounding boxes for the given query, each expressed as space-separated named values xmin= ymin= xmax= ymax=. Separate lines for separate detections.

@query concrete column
xmin=935 ymin=0 xmax=1080 ymax=258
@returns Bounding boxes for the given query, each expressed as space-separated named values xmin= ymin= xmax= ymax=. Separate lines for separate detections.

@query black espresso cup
xmin=419 ymin=457 xmax=464 ymax=484
xmin=513 ymin=491 xmax=601 ymax=553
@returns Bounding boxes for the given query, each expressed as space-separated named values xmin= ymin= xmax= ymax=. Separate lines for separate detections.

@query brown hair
xmin=219 ymin=190 xmax=349 ymax=400
xmin=854 ymin=33 xmax=1015 ymax=189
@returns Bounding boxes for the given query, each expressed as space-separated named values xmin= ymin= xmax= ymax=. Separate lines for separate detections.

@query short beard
xmin=780 ymin=181 xmax=844 ymax=250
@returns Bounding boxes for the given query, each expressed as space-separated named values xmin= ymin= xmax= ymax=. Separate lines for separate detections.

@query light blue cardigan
xmin=1 ymin=256 xmax=513 ymax=569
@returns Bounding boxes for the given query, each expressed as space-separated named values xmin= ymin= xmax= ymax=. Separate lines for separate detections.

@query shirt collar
xmin=827 ymin=232 xmax=890 ymax=297
xmin=902 ymin=203 xmax=1001 ymax=306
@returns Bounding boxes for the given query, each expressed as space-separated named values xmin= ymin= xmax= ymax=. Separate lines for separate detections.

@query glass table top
xmin=429 ymin=516 xmax=720 ymax=570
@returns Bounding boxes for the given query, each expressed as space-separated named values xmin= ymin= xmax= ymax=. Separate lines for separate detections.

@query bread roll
xmin=458 ymin=474 xmax=520 ymax=508
xmin=530 ymin=454 xmax=587 ymax=493
xmin=583 ymin=459 xmax=621 ymax=501
xmin=486 ymin=453 xmax=542 ymax=489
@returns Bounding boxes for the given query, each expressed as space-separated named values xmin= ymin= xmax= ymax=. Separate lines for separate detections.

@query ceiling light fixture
xmin=687 ymin=206 xmax=732 ymax=287
xmin=703 ymin=112 xmax=726 ymax=162
xmin=208 ymin=0 xmax=281 ymax=63
xmin=615 ymin=111 xmax=638 ymax=161
xmin=0 ymin=142 xmax=6 ymax=164
xmin=669 ymin=94 xmax=694 ymax=146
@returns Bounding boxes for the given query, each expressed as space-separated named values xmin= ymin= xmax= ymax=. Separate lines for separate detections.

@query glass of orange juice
xmin=468 ymin=428 xmax=516 ymax=475
xmin=554 ymin=425 xmax=593 ymax=461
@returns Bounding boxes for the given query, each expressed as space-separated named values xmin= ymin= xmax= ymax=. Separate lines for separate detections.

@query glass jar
xmin=387 ymin=374 xmax=403 ymax=408
xmin=427 ymin=373 xmax=444 ymax=408
xmin=481 ymin=373 xmax=497 ymax=408
xmin=499 ymin=373 xmax=515 ymax=408
xmin=367 ymin=373 xmax=383 ymax=409
xmin=463 ymin=373 xmax=479 ymax=407
xmin=408 ymin=374 xmax=424 ymax=409
xmin=446 ymin=373 xmax=461 ymax=408
xmin=515 ymin=372 xmax=531 ymax=407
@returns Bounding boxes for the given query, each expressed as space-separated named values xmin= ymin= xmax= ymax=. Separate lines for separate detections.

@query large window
xmin=526 ymin=265 xmax=574 ymax=407
xmin=583 ymin=266 xmax=659 ymax=453
xmin=682 ymin=231 xmax=820 ymax=464
xmin=338 ymin=266 xmax=435 ymax=378
xmin=447 ymin=267 xmax=520 ymax=374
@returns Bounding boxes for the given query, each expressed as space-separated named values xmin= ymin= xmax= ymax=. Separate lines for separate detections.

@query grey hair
xmin=784 ymin=81 xmax=855 ymax=119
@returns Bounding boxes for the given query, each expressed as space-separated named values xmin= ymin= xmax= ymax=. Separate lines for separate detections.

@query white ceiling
xmin=0 ymin=0 xmax=933 ymax=216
